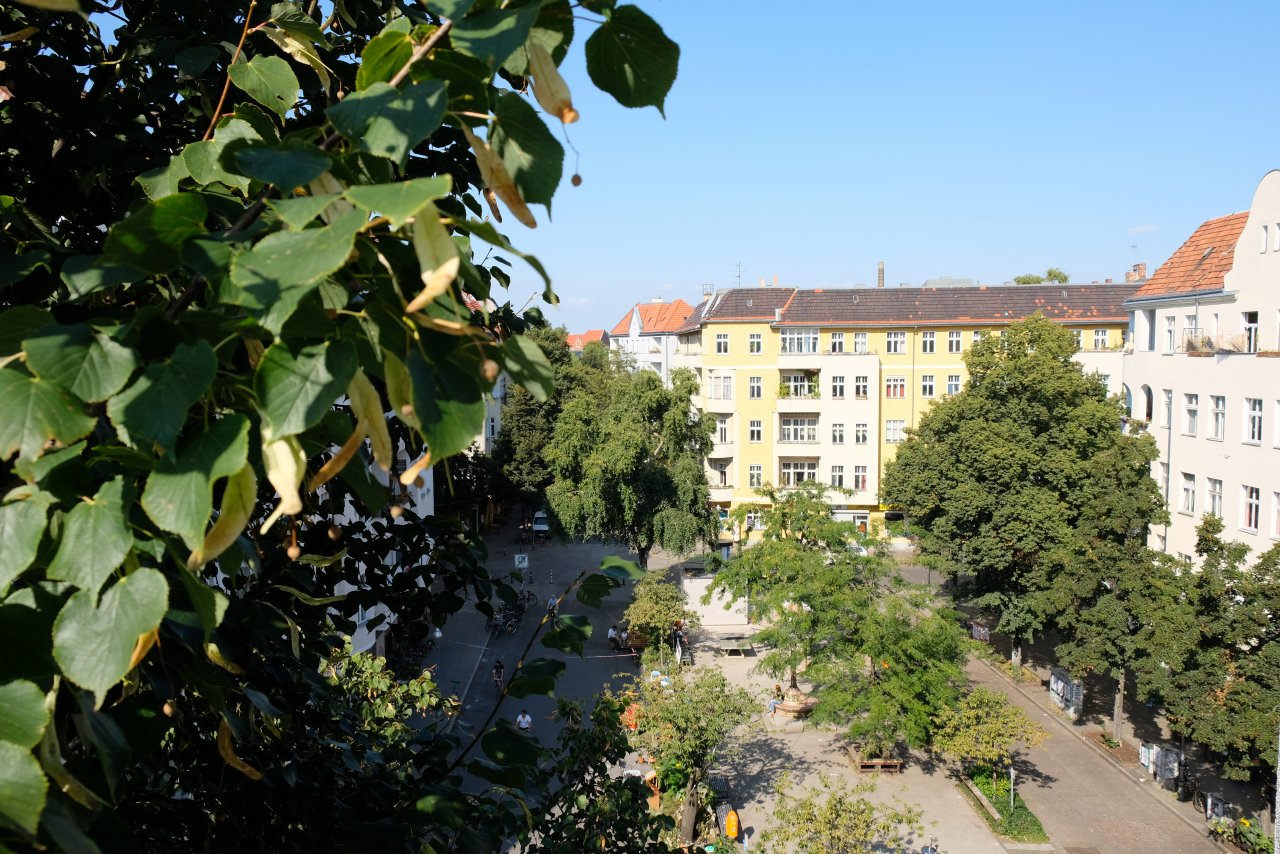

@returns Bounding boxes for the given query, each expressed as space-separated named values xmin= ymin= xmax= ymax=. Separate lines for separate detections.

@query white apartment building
xmin=1124 ymin=170 xmax=1280 ymax=562
xmin=609 ymin=298 xmax=694 ymax=384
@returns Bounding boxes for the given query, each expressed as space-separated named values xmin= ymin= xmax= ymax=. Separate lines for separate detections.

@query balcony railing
xmin=1183 ymin=332 xmax=1254 ymax=354
xmin=777 ymin=437 xmax=820 ymax=445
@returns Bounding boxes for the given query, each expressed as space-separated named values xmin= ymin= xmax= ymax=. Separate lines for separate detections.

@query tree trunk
xmin=1010 ymin=642 xmax=1022 ymax=671
xmin=636 ymin=544 xmax=650 ymax=570
xmin=1112 ymin=667 xmax=1125 ymax=742
xmin=789 ymin=664 xmax=798 ymax=691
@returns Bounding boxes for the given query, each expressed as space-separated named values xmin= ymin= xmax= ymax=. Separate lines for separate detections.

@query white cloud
xmin=1126 ymin=224 xmax=1158 ymax=235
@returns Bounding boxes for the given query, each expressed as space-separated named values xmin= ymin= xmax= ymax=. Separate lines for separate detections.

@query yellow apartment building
xmin=669 ymin=283 xmax=1136 ymax=540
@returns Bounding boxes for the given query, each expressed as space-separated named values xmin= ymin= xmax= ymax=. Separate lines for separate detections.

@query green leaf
xmin=106 ymin=340 xmax=217 ymax=454
xmin=499 ymin=333 xmax=554 ymax=403
xmin=455 ymin=219 xmax=553 ymax=299
xmin=599 ymin=555 xmax=644 ymax=584
xmin=60 ymin=255 xmax=143 ymax=300
xmin=255 ymin=340 xmax=357 ymax=441
xmin=182 ymin=140 xmax=242 ymax=189
xmin=505 ymin=657 xmax=565 ymax=699
xmin=136 ymin=155 xmax=191 ymax=199
xmin=52 ymin=568 xmax=170 ymax=707
xmin=228 ymin=210 xmax=364 ymax=335
xmin=382 ymin=351 xmax=419 ymax=430
xmin=229 ymin=140 xmax=331 ymax=190
xmin=268 ymin=194 xmax=340 ymax=230
xmin=0 ymin=681 xmax=48 ymax=748
xmin=491 ymin=92 xmax=562 ymax=210
xmin=325 ymin=80 xmax=446 ymax=166
xmin=141 ymin=416 xmax=250 ymax=548
xmin=355 ymin=18 xmax=412 ymax=90
xmin=46 ymin=477 xmax=132 ymax=597
xmin=228 ymin=55 xmax=299 ymax=120
xmin=273 ymin=584 xmax=346 ymax=606
xmin=539 ymin=614 xmax=591 ymax=656
xmin=480 ymin=720 xmax=543 ymax=767
xmin=407 ymin=348 xmax=486 ymax=463
xmin=0 ymin=249 xmax=50 ymax=289
xmin=0 ymin=307 xmax=53 ymax=357
xmin=344 ymin=176 xmax=453 ymax=228
xmin=415 ymin=49 xmax=491 ymax=115
xmin=0 ymin=740 xmax=46 ymax=836
xmin=0 ymin=500 xmax=46 ymax=598
xmin=102 ymin=194 xmax=208 ymax=275
xmin=12 ymin=440 xmax=84 ymax=485
xmin=430 ymin=0 xmax=476 ymax=18
xmin=501 ymin=0 xmax=574 ymax=76
xmin=575 ymin=573 xmax=619 ymax=609
xmin=451 ymin=5 xmax=540 ymax=70
xmin=175 ymin=569 xmax=229 ymax=642
xmin=585 ymin=4 xmax=679 ymax=114
xmin=466 ymin=756 xmax=527 ymax=788
xmin=0 ymin=367 xmax=96 ymax=464
xmin=269 ymin=2 xmax=327 ymax=43
xmin=23 ymin=324 xmax=139 ymax=404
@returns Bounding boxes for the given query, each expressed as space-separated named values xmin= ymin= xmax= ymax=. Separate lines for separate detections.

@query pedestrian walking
xmin=516 ymin=709 xmax=532 ymax=734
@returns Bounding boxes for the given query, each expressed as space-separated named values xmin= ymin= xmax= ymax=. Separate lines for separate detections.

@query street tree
xmin=1132 ymin=516 xmax=1280 ymax=781
xmin=882 ymin=314 xmax=1163 ymax=669
xmin=0 ymin=0 xmax=681 ymax=849
xmin=759 ymin=772 xmax=923 ymax=854
xmin=1013 ymin=268 xmax=1069 ymax=284
xmin=931 ymin=686 xmax=1048 ymax=770
xmin=545 ymin=363 xmax=716 ymax=568
xmin=623 ymin=565 xmax=698 ymax=649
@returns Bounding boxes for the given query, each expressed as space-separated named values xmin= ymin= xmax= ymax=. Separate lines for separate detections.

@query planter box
xmin=843 ymin=744 xmax=903 ymax=774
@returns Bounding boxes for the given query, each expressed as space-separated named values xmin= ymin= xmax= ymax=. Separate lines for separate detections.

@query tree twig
xmin=203 ymin=0 xmax=259 ymax=141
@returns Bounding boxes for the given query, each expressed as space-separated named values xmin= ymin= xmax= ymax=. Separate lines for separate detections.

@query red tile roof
xmin=1130 ymin=212 xmax=1248 ymax=301
xmin=566 ymin=329 xmax=608 ymax=351
xmin=609 ymin=299 xmax=695 ymax=336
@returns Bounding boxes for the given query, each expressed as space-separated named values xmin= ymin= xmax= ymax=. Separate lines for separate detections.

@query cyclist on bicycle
xmin=492 ymin=660 xmax=504 ymax=689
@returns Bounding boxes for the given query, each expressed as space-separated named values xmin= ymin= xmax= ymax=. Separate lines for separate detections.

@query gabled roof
xmin=566 ymin=329 xmax=608 ymax=352
xmin=776 ymin=283 xmax=1136 ymax=326
xmin=609 ymin=299 xmax=695 ymax=336
xmin=1130 ymin=212 xmax=1248 ymax=301
xmin=673 ymin=299 xmax=708 ymax=335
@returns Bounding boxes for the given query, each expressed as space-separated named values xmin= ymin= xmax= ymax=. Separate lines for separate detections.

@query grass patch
xmin=958 ymin=765 xmax=1049 ymax=843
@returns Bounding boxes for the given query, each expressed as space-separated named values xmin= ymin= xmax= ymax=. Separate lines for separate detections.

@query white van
xmin=531 ymin=511 xmax=550 ymax=535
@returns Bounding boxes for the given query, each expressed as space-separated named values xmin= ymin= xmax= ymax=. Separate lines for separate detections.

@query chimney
xmin=774 ymin=309 xmax=782 ymax=322
xmin=1104 ymin=278 xmax=1113 ymax=284
xmin=759 ymin=277 xmax=766 ymax=287
xmin=772 ymin=274 xmax=779 ymax=286
xmin=877 ymin=261 xmax=885 ymax=288
xmin=1124 ymin=262 xmax=1148 ymax=283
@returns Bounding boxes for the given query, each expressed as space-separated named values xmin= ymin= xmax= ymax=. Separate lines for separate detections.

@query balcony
xmin=703 ymin=395 xmax=735 ymax=413
xmin=708 ymin=483 xmax=735 ymax=501
xmin=777 ymin=438 xmax=820 ymax=446
xmin=1183 ymin=331 xmax=1255 ymax=355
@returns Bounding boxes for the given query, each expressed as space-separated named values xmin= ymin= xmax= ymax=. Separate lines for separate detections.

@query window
xmin=854 ymin=423 xmax=868 ymax=445
xmin=830 ymin=465 xmax=844 ymax=488
xmin=886 ymin=331 xmax=905 ymax=354
xmin=885 ymin=377 xmax=906 ymax=398
xmin=1094 ymin=329 xmax=1108 ymax=350
xmin=749 ymin=420 xmax=762 ymax=443
xmin=715 ymin=333 xmax=728 ymax=354
xmin=831 ymin=375 xmax=845 ymax=399
xmin=1243 ymin=485 xmax=1261 ymax=531
xmin=921 ymin=331 xmax=936 ymax=353
xmin=973 ymin=330 xmax=982 ymax=344
xmin=1243 ymin=311 xmax=1259 ymax=353
xmin=1184 ymin=394 xmax=1198 ymax=436
xmin=853 ymin=465 xmax=868 ymax=490
xmin=947 ymin=374 xmax=961 ymax=395
xmin=780 ymin=460 xmax=817 ymax=486
xmin=1164 ymin=316 xmax=1175 ymax=352
xmin=1211 ymin=395 xmax=1226 ymax=440
xmin=716 ymin=416 xmax=730 ymax=444
xmin=829 ymin=332 xmax=844 ymax=353
xmin=1161 ymin=389 xmax=1172 ymax=426
xmin=780 ymin=417 xmax=818 ymax=443
xmin=487 ymin=417 xmax=497 ymax=439
xmin=1208 ymin=478 xmax=1223 ymax=517
xmin=1180 ymin=473 xmax=1195 ymax=514
xmin=712 ymin=461 xmax=728 ymax=487
xmin=711 ymin=376 xmax=732 ymax=399
xmin=780 ymin=327 xmax=819 ymax=354
xmin=748 ymin=465 xmax=762 ymax=488
xmin=749 ymin=376 xmax=761 ymax=399
xmin=1245 ymin=398 xmax=1263 ymax=443
xmin=853 ymin=332 xmax=868 ymax=354
xmin=948 ymin=331 xmax=962 ymax=353
xmin=920 ymin=375 xmax=935 ymax=398
xmin=1158 ymin=462 xmax=1169 ymax=496
xmin=1274 ymin=491 xmax=1280 ymax=538
xmin=886 ymin=419 xmax=906 ymax=443
xmin=854 ymin=376 xmax=869 ymax=399
xmin=832 ymin=422 xmax=844 ymax=444
xmin=748 ymin=333 xmax=762 ymax=354
xmin=781 ymin=373 xmax=814 ymax=398
xmin=1072 ymin=329 xmax=1083 ymax=349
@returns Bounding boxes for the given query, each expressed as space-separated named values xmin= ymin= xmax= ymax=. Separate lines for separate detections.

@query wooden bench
xmin=774 ymin=698 xmax=817 ymax=719
xmin=843 ymin=745 xmax=902 ymax=774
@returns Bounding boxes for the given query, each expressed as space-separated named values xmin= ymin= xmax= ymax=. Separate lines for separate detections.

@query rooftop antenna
xmin=734 ymin=261 xmax=742 ymax=288
xmin=701 ymin=283 xmax=714 ymax=298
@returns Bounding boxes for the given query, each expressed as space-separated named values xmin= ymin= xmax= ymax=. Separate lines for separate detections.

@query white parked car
xmin=531 ymin=511 xmax=550 ymax=535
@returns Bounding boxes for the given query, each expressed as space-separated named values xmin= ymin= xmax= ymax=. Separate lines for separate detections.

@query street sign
xmin=514 ymin=554 xmax=529 ymax=570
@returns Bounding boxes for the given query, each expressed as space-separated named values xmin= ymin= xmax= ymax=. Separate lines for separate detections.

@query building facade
xmin=672 ymin=283 xmax=1135 ymax=536
xmin=608 ymin=298 xmax=695 ymax=384
xmin=1123 ymin=170 xmax=1280 ymax=563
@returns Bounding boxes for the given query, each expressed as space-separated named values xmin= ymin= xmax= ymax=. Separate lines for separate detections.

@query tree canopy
xmin=881 ymin=314 xmax=1164 ymax=666
xmin=1013 ymin=268 xmax=1069 ymax=284
xmin=545 ymin=361 xmax=716 ymax=568
xmin=931 ymin=686 xmax=1048 ymax=769
xmin=0 ymin=0 xmax=681 ymax=848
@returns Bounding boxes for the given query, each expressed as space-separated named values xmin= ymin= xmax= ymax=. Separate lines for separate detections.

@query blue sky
xmin=512 ymin=1 xmax=1280 ymax=333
